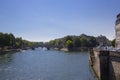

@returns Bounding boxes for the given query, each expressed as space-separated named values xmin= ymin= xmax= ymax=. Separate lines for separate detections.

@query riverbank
xmin=52 ymin=47 xmax=89 ymax=52
xmin=0 ymin=49 xmax=21 ymax=55
xmin=52 ymin=48 xmax=69 ymax=52
xmin=89 ymin=64 xmax=98 ymax=80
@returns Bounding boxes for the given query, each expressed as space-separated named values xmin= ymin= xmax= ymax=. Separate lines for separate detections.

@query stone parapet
xmin=89 ymin=48 xmax=120 ymax=80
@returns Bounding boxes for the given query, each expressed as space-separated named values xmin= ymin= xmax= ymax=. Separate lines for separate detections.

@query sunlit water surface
xmin=0 ymin=48 xmax=95 ymax=80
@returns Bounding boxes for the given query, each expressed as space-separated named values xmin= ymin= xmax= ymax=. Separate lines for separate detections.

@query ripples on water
xmin=0 ymin=48 xmax=95 ymax=80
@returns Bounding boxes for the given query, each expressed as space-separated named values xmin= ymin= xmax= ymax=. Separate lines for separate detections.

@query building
xmin=115 ymin=13 xmax=120 ymax=48
xmin=96 ymin=35 xmax=111 ymax=47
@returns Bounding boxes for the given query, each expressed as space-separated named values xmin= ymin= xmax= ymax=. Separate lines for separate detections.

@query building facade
xmin=97 ymin=35 xmax=111 ymax=46
xmin=115 ymin=13 xmax=120 ymax=48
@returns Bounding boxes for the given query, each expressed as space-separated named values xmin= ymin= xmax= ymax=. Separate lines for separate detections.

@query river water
xmin=0 ymin=47 xmax=95 ymax=80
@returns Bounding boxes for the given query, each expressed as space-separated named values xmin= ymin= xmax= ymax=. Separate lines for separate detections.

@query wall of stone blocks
xmin=89 ymin=49 xmax=120 ymax=80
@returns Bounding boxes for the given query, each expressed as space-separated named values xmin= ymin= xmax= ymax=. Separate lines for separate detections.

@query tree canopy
xmin=0 ymin=32 xmax=37 ymax=50
xmin=48 ymin=34 xmax=102 ymax=50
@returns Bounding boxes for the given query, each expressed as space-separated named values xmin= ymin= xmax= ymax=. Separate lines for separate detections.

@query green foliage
xmin=65 ymin=35 xmax=73 ymax=41
xmin=49 ymin=40 xmax=56 ymax=45
xmin=9 ymin=33 xmax=15 ymax=47
xmin=88 ymin=36 xmax=97 ymax=47
xmin=54 ymin=39 xmax=61 ymax=46
xmin=0 ymin=33 xmax=16 ymax=49
xmin=0 ymin=32 xmax=4 ymax=48
xmin=48 ymin=34 xmax=99 ymax=50
xmin=15 ymin=37 xmax=22 ymax=48
xmin=80 ymin=36 xmax=88 ymax=47
xmin=0 ymin=32 xmax=37 ymax=49
xmin=66 ymin=40 xmax=74 ymax=50
xmin=73 ymin=37 xmax=81 ymax=47
xmin=111 ymin=39 xmax=115 ymax=47
xmin=49 ymin=39 xmax=63 ymax=48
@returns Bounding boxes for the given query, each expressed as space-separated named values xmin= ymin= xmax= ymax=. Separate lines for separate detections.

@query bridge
xmin=32 ymin=42 xmax=62 ymax=50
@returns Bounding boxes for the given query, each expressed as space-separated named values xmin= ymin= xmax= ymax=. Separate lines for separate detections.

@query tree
xmin=0 ymin=32 xmax=4 ymax=49
xmin=88 ymin=36 xmax=97 ymax=47
xmin=66 ymin=40 xmax=74 ymax=51
xmin=9 ymin=33 xmax=15 ymax=48
xmin=0 ymin=33 xmax=15 ymax=49
xmin=49 ymin=40 xmax=55 ymax=45
xmin=73 ymin=37 xmax=81 ymax=47
xmin=111 ymin=39 xmax=115 ymax=47
xmin=3 ymin=33 xmax=10 ymax=46
xmin=15 ymin=37 xmax=23 ymax=48
xmin=65 ymin=35 xmax=73 ymax=41
xmin=0 ymin=32 xmax=40 ymax=50
xmin=80 ymin=36 xmax=88 ymax=47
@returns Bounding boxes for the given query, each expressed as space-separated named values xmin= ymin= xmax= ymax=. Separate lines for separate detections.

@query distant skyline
xmin=0 ymin=0 xmax=120 ymax=42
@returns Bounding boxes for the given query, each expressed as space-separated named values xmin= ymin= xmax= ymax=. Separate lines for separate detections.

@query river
xmin=0 ymin=47 xmax=96 ymax=80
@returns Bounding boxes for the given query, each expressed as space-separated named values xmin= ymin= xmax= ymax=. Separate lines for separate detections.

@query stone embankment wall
xmin=89 ymin=48 xmax=120 ymax=80
xmin=109 ymin=51 xmax=120 ymax=80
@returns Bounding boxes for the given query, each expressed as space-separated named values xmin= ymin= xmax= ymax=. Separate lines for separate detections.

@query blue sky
xmin=0 ymin=0 xmax=120 ymax=42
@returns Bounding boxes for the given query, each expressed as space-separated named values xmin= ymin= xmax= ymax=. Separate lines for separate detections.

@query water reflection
xmin=0 ymin=53 xmax=13 ymax=64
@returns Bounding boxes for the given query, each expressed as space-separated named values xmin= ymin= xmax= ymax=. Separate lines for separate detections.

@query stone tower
xmin=115 ymin=13 xmax=120 ymax=48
